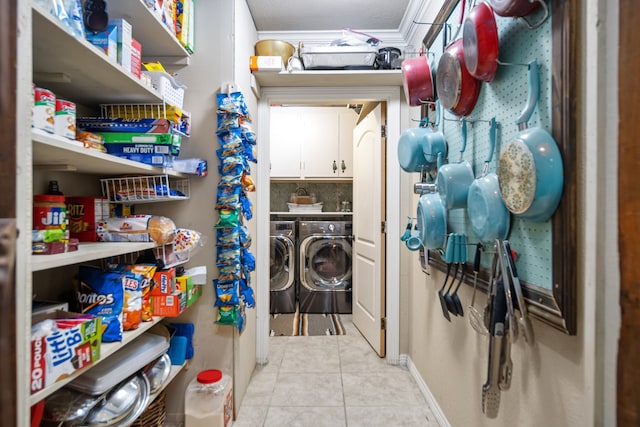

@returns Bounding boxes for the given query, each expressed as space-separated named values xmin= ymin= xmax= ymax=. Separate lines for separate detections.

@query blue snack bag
xmin=76 ymin=266 xmax=124 ymax=342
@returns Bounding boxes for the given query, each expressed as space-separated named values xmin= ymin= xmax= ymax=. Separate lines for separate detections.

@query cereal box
xmin=30 ymin=311 xmax=102 ymax=394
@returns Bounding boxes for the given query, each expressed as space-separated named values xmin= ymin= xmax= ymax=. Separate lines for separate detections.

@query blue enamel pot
xmin=416 ymin=191 xmax=447 ymax=250
xmin=467 ymin=118 xmax=511 ymax=242
xmin=397 ymin=119 xmax=437 ymax=173
xmin=437 ymin=118 xmax=475 ymax=210
xmin=497 ymin=60 xmax=564 ymax=222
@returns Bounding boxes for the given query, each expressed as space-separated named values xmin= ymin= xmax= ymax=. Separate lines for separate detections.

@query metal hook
xmin=497 ymin=59 xmax=531 ymax=67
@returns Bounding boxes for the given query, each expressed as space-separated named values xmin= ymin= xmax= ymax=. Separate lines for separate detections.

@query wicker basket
xmin=131 ymin=390 xmax=167 ymax=427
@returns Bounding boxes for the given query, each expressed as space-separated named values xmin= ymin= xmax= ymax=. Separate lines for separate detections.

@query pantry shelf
xmin=108 ymin=0 xmax=191 ymax=59
xmin=252 ymin=69 xmax=403 ymax=87
xmin=29 ymin=317 xmax=166 ymax=405
xmin=32 ymin=4 xmax=162 ymax=106
xmin=31 ymin=241 xmax=158 ymax=272
xmin=32 ymin=129 xmax=184 ymax=177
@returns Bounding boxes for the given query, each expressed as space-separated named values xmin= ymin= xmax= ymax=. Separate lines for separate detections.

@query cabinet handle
xmin=341 ymin=160 xmax=346 ymax=173
xmin=332 ymin=160 xmax=337 ymax=173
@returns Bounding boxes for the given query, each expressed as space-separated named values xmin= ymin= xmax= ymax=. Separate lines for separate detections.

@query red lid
xmin=197 ymin=369 xmax=223 ymax=384
xmin=34 ymin=194 xmax=65 ymax=203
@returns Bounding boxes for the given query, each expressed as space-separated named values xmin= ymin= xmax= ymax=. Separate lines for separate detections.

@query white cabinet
xmin=22 ymin=1 xmax=194 ymax=420
xmin=270 ymin=106 xmax=357 ymax=180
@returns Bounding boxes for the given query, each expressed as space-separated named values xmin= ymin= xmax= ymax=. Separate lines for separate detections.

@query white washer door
xmin=301 ymin=236 xmax=352 ymax=290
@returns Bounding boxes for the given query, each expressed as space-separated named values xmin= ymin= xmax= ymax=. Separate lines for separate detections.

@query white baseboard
xmin=405 ymin=354 xmax=451 ymax=427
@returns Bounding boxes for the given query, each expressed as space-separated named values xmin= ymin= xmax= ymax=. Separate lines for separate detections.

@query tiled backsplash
xmin=270 ymin=182 xmax=353 ymax=212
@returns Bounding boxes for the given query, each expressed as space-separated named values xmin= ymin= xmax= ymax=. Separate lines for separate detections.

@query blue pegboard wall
xmin=425 ymin=1 xmax=554 ymax=290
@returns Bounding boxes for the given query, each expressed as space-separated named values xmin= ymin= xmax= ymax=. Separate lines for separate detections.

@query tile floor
xmin=234 ymin=316 xmax=439 ymax=427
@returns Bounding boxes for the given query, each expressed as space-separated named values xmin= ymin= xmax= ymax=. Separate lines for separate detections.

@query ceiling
xmin=246 ymin=0 xmax=413 ymax=32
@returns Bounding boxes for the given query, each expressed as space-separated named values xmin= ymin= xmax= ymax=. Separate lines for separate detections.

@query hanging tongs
xmin=498 ymin=240 xmax=534 ymax=345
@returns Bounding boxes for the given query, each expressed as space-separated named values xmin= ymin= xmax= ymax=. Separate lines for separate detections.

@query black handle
xmin=332 ymin=160 xmax=337 ymax=173
xmin=341 ymin=160 xmax=346 ymax=172
xmin=474 ymin=243 xmax=482 ymax=273
xmin=490 ymin=276 xmax=508 ymax=336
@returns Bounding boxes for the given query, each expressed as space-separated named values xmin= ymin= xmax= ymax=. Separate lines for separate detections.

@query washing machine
xmin=298 ymin=220 xmax=353 ymax=314
xmin=270 ymin=221 xmax=297 ymax=314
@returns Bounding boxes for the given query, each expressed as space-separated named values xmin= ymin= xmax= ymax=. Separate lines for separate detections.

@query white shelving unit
xmin=24 ymin=1 xmax=194 ymax=423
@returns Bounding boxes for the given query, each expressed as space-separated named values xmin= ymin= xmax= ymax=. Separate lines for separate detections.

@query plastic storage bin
xmin=185 ymin=369 xmax=233 ymax=427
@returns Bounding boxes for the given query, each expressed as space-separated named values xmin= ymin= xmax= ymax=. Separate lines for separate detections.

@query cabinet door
xmin=301 ymin=107 xmax=340 ymax=178
xmin=270 ymin=106 xmax=303 ymax=178
xmin=338 ymin=109 xmax=358 ymax=178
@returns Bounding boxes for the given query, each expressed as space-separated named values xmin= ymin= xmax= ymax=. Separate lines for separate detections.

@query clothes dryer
xmin=298 ymin=221 xmax=352 ymax=314
xmin=270 ymin=221 xmax=297 ymax=313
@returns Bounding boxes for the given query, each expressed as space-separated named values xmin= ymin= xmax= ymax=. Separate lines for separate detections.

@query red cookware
xmin=463 ymin=2 xmax=499 ymax=82
xmin=402 ymin=55 xmax=435 ymax=107
xmin=436 ymin=39 xmax=481 ymax=117
xmin=488 ymin=0 xmax=549 ymax=29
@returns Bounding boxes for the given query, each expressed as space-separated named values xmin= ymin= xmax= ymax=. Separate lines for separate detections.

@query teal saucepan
xmin=497 ymin=60 xmax=563 ymax=222
xmin=467 ymin=117 xmax=511 ymax=242
xmin=416 ymin=191 xmax=447 ymax=250
xmin=437 ymin=118 xmax=475 ymax=210
xmin=397 ymin=119 xmax=436 ymax=173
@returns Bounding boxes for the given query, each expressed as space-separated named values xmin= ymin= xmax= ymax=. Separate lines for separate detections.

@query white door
xmin=352 ymin=103 xmax=386 ymax=357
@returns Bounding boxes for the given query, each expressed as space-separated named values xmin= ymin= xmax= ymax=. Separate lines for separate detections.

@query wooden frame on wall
xmin=422 ymin=0 xmax=577 ymax=335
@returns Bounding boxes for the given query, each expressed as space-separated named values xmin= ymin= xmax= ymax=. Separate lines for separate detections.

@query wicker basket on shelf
xmin=131 ymin=390 xmax=167 ymax=427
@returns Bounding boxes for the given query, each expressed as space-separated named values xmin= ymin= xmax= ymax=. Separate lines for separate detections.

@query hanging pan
xmin=402 ymin=54 xmax=435 ymax=107
xmin=467 ymin=117 xmax=511 ymax=243
xmin=497 ymin=60 xmax=564 ymax=222
xmin=437 ymin=118 xmax=475 ymax=210
xmin=488 ymin=0 xmax=549 ymax=29
xmin=436 ymin=39 xmax=481 ymax=117
xmin=462 ymin=2 xmax=500 ymax=82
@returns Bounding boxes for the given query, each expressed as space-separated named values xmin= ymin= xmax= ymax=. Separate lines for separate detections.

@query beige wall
xmin=401 ymin=0 xmax=618 ymax=426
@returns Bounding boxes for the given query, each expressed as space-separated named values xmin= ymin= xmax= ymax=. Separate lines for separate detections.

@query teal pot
xmin=416 ymin=192 xmax=447 ymax=250
xmin=497 ymin=60 xmax=563 ymax=222
xmin=437 ymin=119 xmax=475 ymax=210
xmin=468 ymin=118 xmax=510 ymax=242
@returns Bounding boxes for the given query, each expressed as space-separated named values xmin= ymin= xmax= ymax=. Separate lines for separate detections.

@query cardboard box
xmin=108 ymin=19 xmax=132 ymax=72
xmin=131 ymin=39 xmax=142 ymax=79
xmin=66 ymin=197 xmax=110 ymax=242
xmin=30 ymin=311 xmax=102 ymax=394
xmin=250 ymin=56 xmax=284 ymax=72
xmin=99 ymin=132 xmax=182 ymax=157
xmin=85 ymin=26 xmax=118 ymax=63
xmin=110 ymin=153 xmax=171 ymax=168
xmin=151 ymin=291 xmax=186 ymax=317
xmin=151 ymin=267 xmax=176 ymax=296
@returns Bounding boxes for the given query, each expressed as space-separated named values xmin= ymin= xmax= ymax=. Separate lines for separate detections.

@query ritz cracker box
xmin=66 ymin=197 xmax=110 ymax=242
xmin=30 ymin=311 xmax=102 ymax=394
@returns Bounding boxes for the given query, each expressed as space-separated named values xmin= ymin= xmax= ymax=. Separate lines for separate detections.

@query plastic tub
xmin=185 ymin=369 xmax=233 ymax=427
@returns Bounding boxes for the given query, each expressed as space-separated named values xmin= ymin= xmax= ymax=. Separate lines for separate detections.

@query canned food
xmin=55 ymin=99 xmax=76 ymax=139
xmin=33 ymin=87 xmax=56 ymax=133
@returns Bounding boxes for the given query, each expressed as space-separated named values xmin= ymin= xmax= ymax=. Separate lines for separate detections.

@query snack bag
xmin=75 ymin=266 xmax=124 ymax=342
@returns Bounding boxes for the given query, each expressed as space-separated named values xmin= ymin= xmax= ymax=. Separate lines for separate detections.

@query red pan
xmin=488 ymin=0 xmax=549 ymax=29
xmin=436 ymin=39 xmax=481 ymax=117
xmin=463 ymin=2 xmax=499 ymax=82
xmin=402 ymin=55 xmax=435 ymax=107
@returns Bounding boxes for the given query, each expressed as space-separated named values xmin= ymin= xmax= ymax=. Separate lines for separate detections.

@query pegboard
xmin=424 ymin=1 xmax=555 ymax=290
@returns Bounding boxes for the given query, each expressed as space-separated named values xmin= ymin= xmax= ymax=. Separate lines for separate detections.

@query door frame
xmin=255 ymin=86 xmax=401 ymax=364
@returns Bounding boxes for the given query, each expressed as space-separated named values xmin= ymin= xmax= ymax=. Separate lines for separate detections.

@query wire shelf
xmin=100 ymin=103 xmax=191 ymax=137
xmin=101 ymin=175 xmax=190 ymax=204
xmin=102 ymin=242 xmax=190 ymax=269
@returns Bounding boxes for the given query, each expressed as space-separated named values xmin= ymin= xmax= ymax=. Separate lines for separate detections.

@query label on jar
xmin=55 ymin=99 xmax=76 ymax=139
xmin=33 ymin=87 xmax=56 ymax=133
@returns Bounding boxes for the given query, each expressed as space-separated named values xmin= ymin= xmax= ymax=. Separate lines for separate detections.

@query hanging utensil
xmin=482 ymin=271 xmax=507 ymax=418
xmin=468 ymin=243 xmax=488 ymax=335
xmin=496 ymin=239 xmax=519 ymax=342
xmin=498 ymin=314 xmax=513 ymax=391
xmin=437 ymin=234 xmax=456 ymax=321
xmin=444 ymin=234 xmax=462 ymax=316
xmin=501 ymin=240 xmax=534 ymax=344
xmin=482 ymin=243 xmax=500 ymax=330
xmin=448 ymin=234 xmax=468 ymax=316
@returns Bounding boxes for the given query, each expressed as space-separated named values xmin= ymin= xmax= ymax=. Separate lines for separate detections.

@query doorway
xmin=255 ymin=86 xmax=402 ymax=365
